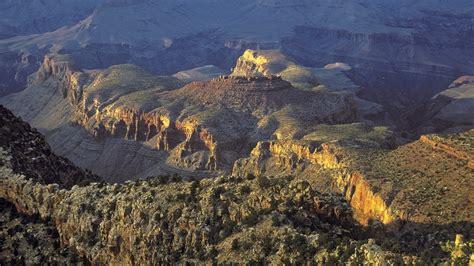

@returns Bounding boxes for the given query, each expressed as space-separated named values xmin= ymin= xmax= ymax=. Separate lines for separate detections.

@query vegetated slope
xmin=0 ymin=105 xmax=99 ymax=264
xmin=234 ymin=126 xmax=474 ymax=230
xmin=173 ymin=65 xmax=227 ymax=83
xmin=0 ymin=199 xmax=88 ymax=264
xmin=0 ymin=56 xmax=186 ymax=182
xmin=0 ymin=105 xmax=100 ymax=188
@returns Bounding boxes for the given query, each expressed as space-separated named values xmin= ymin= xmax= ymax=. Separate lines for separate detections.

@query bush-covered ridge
xmin=0 ymin=105 xmax=100 ymax=188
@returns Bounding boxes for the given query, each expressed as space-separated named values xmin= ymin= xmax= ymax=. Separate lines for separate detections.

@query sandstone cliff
xmin=231 ymin=49 xmax=384 ymax=119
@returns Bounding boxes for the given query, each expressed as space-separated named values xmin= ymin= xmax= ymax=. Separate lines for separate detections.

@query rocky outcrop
xmin=0 ymin=101 xmax=471 ymax=264
xmin=233 ymin=128 xmax=474 ymax=228
xmin=231 ymin=49 xmax=322 ymax=90
xmin=31 ymin=54 xmax=89 ymax=106
xmin=231 ymin=49 xmax=385 ymax=120
xmin=0 ymin=167 xmax=385 ymax=264
xmin=233 ymin=139 xmax=397 ymax=225
xmin=233 ymin=140 xmax=342 ymax=177
xmin=420 ymin=130 xmax=474 ymax=169
xmin=0 ymin=199 xmax=87 ymax=264
xmin=449 ymin=76 xmax=474 ymax=88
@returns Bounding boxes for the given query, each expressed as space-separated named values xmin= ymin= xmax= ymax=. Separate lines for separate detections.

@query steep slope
xmin=0 ymin=110 xmax=472 ymax=264
xmin=0 ymin=105 xmax=99 ymax=188
xmin=231 ymin=49 xmax=384 ymax=119
xmin=0 ymin=199 xmax=87 ymax=264
xmin=1 ymin=55 xmax=186 ymax=181
xmin=1 ymin=0 xmax=472 ymax=102
xmin=0 ymin=110 xmax=406 ymax=264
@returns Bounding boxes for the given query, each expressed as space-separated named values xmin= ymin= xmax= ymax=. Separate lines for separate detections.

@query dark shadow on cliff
xmin=357 ymin=218 xmax=473 ymax=260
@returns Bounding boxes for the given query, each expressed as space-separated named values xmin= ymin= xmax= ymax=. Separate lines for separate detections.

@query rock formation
xmin=233 ymin=126 xmax=474 ymax=231
xmin=0 ymin=199 xmax=87 ymax=264
xmin=231 ymin=49 xmax=384 ymax=119
xmin=1 ymin=53 xmax=360 ymax=180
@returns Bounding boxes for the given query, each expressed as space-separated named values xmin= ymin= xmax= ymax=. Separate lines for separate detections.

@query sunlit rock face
xmin=233 ymin=127 xmax=474 ymax=228
xmin=2 ymin=49 xmax=472 ymax=232
xmin=1 ymin=91 xmax=473 ymax=265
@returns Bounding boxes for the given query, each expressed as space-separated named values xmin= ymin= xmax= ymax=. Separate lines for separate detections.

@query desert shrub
xmin=239 ymin=185 xmax=251 ymax=195
xmin=231 ymin=239 xmax=239 ymax=250
xmin=243 ymin=212 xmax=259 ymax=226
xmin=246 ymin=173 xmax=256 ymax=180
xmin=257 ymin=176 xmax=271 ymax=189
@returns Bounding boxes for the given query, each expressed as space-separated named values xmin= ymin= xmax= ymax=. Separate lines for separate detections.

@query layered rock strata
xmin=0 ymin=103 xmax=471 ymax=264
xmin=1 ymin=54 xmax=359 ymax=178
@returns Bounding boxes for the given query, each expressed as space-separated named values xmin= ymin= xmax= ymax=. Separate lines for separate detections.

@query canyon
xmin=1 ymin=48 xmax=473 ymax=230
xmin=0 ymin=0 xmax=473 ymax=264
xmin=1 ymin=51 xmax=363 ymax=180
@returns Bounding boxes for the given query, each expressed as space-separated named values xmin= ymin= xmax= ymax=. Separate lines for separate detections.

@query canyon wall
xmin=232 ymin=129 xmax=474 ymax=227
xmin=233 ymin=140 xmax=397 ymax=225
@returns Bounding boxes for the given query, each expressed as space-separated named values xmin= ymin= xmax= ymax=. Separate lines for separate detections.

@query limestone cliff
xmin=231 ymin=49 xmax=384 ymax=119
xmin=233 ymin=139 xmax=396 ymax=225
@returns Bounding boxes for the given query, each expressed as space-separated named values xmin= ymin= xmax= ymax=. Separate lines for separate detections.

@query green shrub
xmin=231 ymin=239 xmax=239 ymax=250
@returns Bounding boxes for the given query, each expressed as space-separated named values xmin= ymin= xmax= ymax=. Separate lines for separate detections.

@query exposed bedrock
xmin=410 ymin=76 xmax=474 ymax=134
xmin=282 ymin=26 xmax=474 ymax=127
xmin=233 ymin=129 xmax=473 ymax=229
xmin=233 ymin=140 xmax=396 ymax=225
